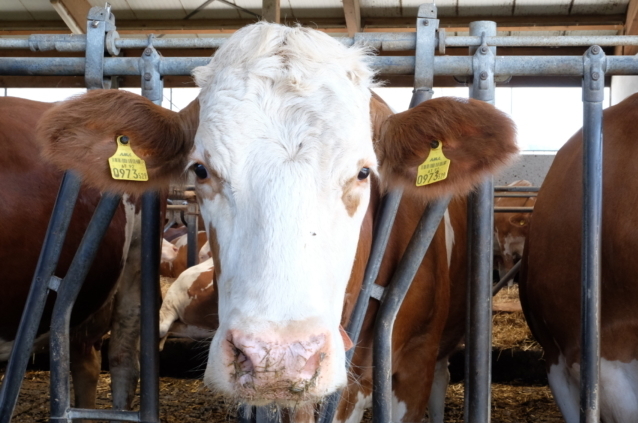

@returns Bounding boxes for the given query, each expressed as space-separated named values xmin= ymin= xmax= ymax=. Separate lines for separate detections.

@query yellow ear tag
xmin=416 ymin=141 xmax=450 ymax=187
xmin=108 ymin=135 xmax=149 ymax=181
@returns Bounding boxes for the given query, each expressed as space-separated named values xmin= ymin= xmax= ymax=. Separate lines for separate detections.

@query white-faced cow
xmin=520 ymin=93 xmax=638 ymax=423
xmin=0 ymin=96 xmax=146 ymax=413
xmin=36 ymin=23 xmax=517 ymax=421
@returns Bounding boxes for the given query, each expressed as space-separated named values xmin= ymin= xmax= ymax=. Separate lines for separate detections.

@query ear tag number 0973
xmin=416 ymin=141 xmax=450 ymax=187
xmin=108 ymin=135 xmax=149 ymax=181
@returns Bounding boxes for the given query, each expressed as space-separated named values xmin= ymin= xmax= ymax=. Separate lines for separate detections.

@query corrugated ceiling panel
xmin=512 ymin=0 xmax=571 ymax=16
xmin=456 ymin=0 xmax=514 ymax=17
xmin=19 ymin=0 xmax=59 ymax=20
xmin=88 ymin=0 xmax=139 ymax=20
xmin=571 ymin=0 xmax=629 ymax=15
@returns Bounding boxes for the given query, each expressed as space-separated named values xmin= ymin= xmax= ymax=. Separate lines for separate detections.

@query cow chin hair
xmin=377 ymin=96 xmax=519 ymax=201
xmin=36 ymin=89 xmax=200 ymax=196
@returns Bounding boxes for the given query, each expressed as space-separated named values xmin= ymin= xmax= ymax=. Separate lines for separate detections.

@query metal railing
xmin=0 ymin=2 xmax=620 ymax=423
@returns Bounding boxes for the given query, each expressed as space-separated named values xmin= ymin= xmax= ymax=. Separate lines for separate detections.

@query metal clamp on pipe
xmin=410 ymin=3 xmax=439 ymax=107
xmin=141 ymin=36 xmax=163 ymax=105
xmin=85 ymin=5 xmax=115 ymax=90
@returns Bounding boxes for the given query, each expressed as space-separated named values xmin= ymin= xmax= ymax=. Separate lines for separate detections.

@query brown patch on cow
xmin=160 ymin=231 xmax=209 ymax=278
xmin=207 ymin=224 xmax=222 ymax=279
xmin=370 ymin=91 xmax=394 ymax=150
xmin=183 ymin=269 xmax=219 ymax=330
xmin=377 ymin=97 xmax=518 ymax=201
xmin=37 ymin=90 xmax=200 ymax=195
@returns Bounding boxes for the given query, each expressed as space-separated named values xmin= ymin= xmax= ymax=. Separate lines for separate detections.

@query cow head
xmin=37 ymin=22 xmax=517 ymax=406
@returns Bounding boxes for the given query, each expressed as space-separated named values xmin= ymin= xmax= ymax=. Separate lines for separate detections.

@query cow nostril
xmin=229 ymin=341 xmax=253 ymax=379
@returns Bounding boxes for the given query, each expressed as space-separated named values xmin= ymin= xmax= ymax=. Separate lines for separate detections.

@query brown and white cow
xmin=36 ymin=23 xmax=517 ymax=421
xmin=0 ymin=96 xmax=142 ymax=413
xmin=160 ymin=230 xmax=208 ymax=277
xmin=520 ymin=93 xmax=638 ymax=423
xmin=493 ymin=180 xmax=536 ymax=279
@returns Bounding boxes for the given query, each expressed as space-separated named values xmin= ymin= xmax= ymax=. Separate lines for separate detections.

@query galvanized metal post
xmin=580 ymin=45 xmax=605 ymax=423
xmin=49 ymin=193 xmax=123 ymax=423
xmin=372 ymin=196 xmax=451 ymax=423
xmin=0 ymin=171 xmax=82 ymax=423
xmin=465 ymin=20 xmax=496 ymax=423
xmin=410 ymin=3 xmax=439 ymax=106
xmin=139 ymin=39 xmax=162 ymax=423
xmin=185 ymin=202 xmax=199 ymax=268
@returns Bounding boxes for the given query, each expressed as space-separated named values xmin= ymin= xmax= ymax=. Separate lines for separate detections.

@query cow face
xmin=188 ymin=23 xmax=376 ymax=404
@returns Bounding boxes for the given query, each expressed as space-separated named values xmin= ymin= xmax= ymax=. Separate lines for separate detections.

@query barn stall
xmin=0 ymin=0 xmax=637 ymax=422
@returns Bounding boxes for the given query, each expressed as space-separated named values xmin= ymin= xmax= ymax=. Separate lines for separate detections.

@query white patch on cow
xmin=120 ymin=194 xmax=136 ymax=263
xmin=599 ymin=359 xmax=638 ymax=422
xmin=198 ymin=241 xmax=211 ymax=264
xmin=192 ymin=23 xmax=376 ymax=400
xmin=173 ymin=233 xmax=188 ymax=249
xmin=443 ymin=210 xmax=454 ymax=268
xmin=162 ymin=239 xmax=179 ymax=263
xmin=428 ymin=357 xmax=450 ymax=423
xmin=159 ymin=258 xmax=215 ymax=338
xmin=502 ymin=233 xmax=524 ymax=260
xmin=547 ymin=355 xmax=580 ymax=423
xmin=333 ymin=391 xmax=371 ymax=423
xmin=392 ymin=393 xmax=408 ymax=422
xmin=0 ymin=337 xmax=13 ymax=361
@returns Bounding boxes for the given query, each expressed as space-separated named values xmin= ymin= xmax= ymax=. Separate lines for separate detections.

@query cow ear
xmin=37 ymin=89 xmax=199 ymax=195
xmin=377 ymin=97 xmax=518 ymax=200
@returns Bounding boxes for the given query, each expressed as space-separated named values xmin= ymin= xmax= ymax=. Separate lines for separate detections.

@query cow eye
xmin=193 ymin=163 xmax=209 ymax=180
xmin=357 ymin=167 xmax=370 ymax=181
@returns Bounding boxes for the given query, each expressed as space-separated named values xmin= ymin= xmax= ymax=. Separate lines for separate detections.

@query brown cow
xmin=0 ymin=97 xmax=143 ymax=414
xmin=35 ymin=23 xmax=517 ymax=422
xmin=493 ymin=180 xmax=536 ymax=280
xmin=520 ymin=93 xmax=638 ymax=423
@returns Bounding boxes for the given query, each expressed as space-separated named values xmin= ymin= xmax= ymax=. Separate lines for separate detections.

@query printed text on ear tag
xmin=416 ymin=142 xmax=450 ymax=187
xmin=108 ymin=135 xmax=149 ymax=181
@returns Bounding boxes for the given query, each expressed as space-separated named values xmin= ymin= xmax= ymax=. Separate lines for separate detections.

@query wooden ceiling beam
xmin=49 ymin=0 xmax=92 ymax=34
xmin=343 ymin=0 xmax=361 ymax=37
xmin=621 ymin=0 xmax=638 ymax=55
xmin=262 ymin=0 xmax=280 ymax=23
xmin=0 ymin=13 xmax=626 ymax=35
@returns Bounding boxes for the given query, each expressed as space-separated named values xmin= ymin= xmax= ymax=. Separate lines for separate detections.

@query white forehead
xmin=190 ymin=23 xmax=376 ymax=182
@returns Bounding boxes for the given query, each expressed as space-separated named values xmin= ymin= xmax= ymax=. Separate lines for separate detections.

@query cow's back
xmin=0 ymin=97 xmax=127 ymax=349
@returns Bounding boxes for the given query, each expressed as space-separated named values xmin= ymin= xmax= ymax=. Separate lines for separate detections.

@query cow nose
xmin=226 ymin=331 xmax=327 ymax=393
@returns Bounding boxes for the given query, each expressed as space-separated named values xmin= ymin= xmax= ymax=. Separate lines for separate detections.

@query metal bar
xmin=0 ymin=55 xmax=637 ymax=78
xmin=140 ymin=191 xmax=161 ymax=423
xmin=410 ymin=3 xmax=438 ymax=106
xmin=185 ymin=203 xmax=199 ymax=268
xmin=372 ymin=195 xmax=452 ymax=423
xmin=465 ymin=20 xmax=496 ymax=423
xmin=494 ymin=186 xmax=540 ymax=192
xmin=493 ymin=193 xmax=537 ymax=197
xmin=49 ymin=192 xmax=122 ymax=423
xmin=580 ymin=45 xmax=605 ymax=423
xmin=494 ymin=207 xmax=534 ymax=213
xmin=6 ymin=33 xmax=638 ymax=52
xmin=67 ymin=408 xmax=140 ymax=421
xmin=0 ymin=171 xmax=82 ymax=423
xmin=316 ymin=188 xmax=404 ymax=423
xmin=491 ymin=260 xmax=522 ymax=297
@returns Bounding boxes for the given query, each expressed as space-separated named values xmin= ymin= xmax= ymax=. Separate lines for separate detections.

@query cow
xmin=0 ymin=96 xmax=143 ymax=415
xmin=493 ymin=180 xmax=536 ymax=280
xmin=35 ymin=23 xmax=517 ymax=421
xmin=159 ymin=231 xmax=208 ymax=278
xmin=520 ymin=92 xmax=638 ymax=423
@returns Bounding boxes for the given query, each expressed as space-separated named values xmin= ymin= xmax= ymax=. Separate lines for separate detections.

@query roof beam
xmin=343 ymin=0 xmax=361 ymax=37
xmin=50 ymin=0 xmax=92 ymax=34
xmin=262 ymin=0 xmax=280 ymax=23
xmin=0 ymin=13 xmax=625 ymax=35
xmin=622 ymin=0 xmax=638 ymax=55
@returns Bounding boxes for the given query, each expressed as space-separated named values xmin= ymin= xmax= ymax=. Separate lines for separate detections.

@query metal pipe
xmin=372 ymin=195 xmax=452 ymax=423
xmin=465 ymin=20 xmax=496 ymax=423
xmin=185 ymin=203 xmax=199 ymax=268
xmin=0 ymin=171 xmax=82 ymax=423
xmin=491 ymin=260 xmax=522 ymax=297
xmin=493 ymin=193 xmax=537 ymax=197
xmin=494 ymin=207 xmax=534 ymax=213
xmin=580 ymin=45 xmax=605 ymax=423
xmin=1 ymin=55 xmax=637 ymax=78
xmin=494 ymin=186 xmax=540 ymax=192
xmin=49 ymin=192 xmax=122 ymax=422
xmin=139 ymin=191 xmax=161 ymax=423
xmin=67 ymin=408 xmax=140 ymax=421
xmin=6 ymin=33 xmax=638 ymax=52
